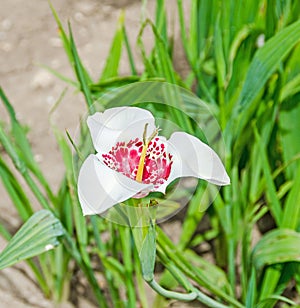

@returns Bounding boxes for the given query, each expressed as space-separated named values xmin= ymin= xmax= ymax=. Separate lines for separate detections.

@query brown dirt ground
xmin=0 ymin=0 xmax=195 ymax=307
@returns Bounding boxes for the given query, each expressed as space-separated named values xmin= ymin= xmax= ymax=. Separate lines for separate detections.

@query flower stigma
xmin=135 ymin=123 xmax=160 ymax=182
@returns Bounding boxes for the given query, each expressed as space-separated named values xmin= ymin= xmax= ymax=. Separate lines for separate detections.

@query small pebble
xmin=102 ymin=5 xmax=113 ymax=14
xmin=74 ymin=12 xmax=85 ymax=23
xmin=84 ymin=43 xmax=93 ymax=53
xmin=15 ymin=112 xmax=23 ymax=121
xmin=44 ymin=244 xmax=55 ymax=251
xmin=2 ymin=19 xmax=13 ymax=31
xmin=34 ymin=154 xmax=44 ymax=163
xmin=49 ymin=37 xmax=62 ymax=48
xmin=256 ymin=34 xmax=265 ymax=48
xmin=0 ymin=31 xmax=6 ymax=40
xmin=31 ymin=70 xmax=54 ymax=89
xmin=19 ymin=38 xmax=29 ymax=48
xmin=79 ymin=27 xmax=88 ymax=37
xmin=50 ymin=59 xmax=61 ymax=69
xmin=0 ymin=42 xmax=12 ymax=52
xmin=46 ymin=95 xmax=55 ymax=106
xmin=75 ymin=2 xmax=96 ymax=16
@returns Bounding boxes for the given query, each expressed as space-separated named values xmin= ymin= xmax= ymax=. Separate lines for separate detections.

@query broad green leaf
xmin=0 ymin=210 xmax=64 ymax=270
xmin=252 ymin=229 xmax=300 ymax=270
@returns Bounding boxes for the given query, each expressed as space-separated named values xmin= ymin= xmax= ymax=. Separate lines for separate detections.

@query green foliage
xmin=252 ymin=229 xmax=300 ymax=270
xmin=1 ymin=0 xmax=300 ymax=307
xmin=0 ymin=210 xmax=64 ymax=270
xmin=134 ymin=221 xmax=156 ymax=282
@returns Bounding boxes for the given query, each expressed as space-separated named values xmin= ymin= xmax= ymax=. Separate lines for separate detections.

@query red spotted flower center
xmin=101 ymin=124 xmax=173 ymax=189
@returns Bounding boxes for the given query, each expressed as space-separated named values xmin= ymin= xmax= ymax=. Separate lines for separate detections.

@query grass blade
xmin=100 ymin=12 xmax=124 ymax=81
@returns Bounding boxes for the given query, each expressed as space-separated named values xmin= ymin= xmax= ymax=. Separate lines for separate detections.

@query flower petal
xmin=162 ymin=132 xmax=230 ymax=188
xmin=78 ymin=155 xmax=153 ymax=215
xmin=87 ymin=107 xmax=156 ymax=153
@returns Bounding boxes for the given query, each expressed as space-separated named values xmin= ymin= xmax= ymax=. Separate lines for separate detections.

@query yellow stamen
xmin=135 ymin=123 xmax=159 ymax=182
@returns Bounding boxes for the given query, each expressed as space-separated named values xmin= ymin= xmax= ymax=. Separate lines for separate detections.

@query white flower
xmin=78 ymin=107 xmax=230 ymax=215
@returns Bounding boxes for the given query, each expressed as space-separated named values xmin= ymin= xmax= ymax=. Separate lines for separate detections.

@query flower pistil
xmin=135 ymin=123 xmax=159 ymax=182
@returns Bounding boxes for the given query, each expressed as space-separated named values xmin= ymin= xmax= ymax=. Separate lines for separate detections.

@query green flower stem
xmin=157 ymin=246 xmax=230 ymax=308
xmin=156 ymin=227 xmax=245 ymax=308
xmin=193 ymin=289 xmax=231 ymax=308
xmin=147 ymin=278 xmax=198 ymax=301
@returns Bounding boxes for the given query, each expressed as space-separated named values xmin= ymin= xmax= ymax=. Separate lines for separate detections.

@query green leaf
xmin=185 ymin=249 xmax=232 ymax=295
xmin=279 ymin=98 xmax=300 ymax=179
xmin=137 ymin=222 xmax=156 ymax=282
xmin=280 ymin=73 xmax=300 ymax=101
xmin=252 ymin=229 xmax=300 ymax=270
xmin=0 ymin=88 xmax=55 ymax=202
xmin=281 ymin=163 xmax=300 ymax=229
xmin=214 ymin=14 xmax=226 ymax=89
xmin=49 ymin=3 xmax=92 ymax=85
xmin=0 ymin=210 xmax=64 ymax=270
xmin=100 ymin=12 xmax=124 ymax=81
xmin=253 ymin=124 xmax=283 ymax=226
xmin=237 ymin=19 xmax=300 ymax=110
xmin=54 ymin=129 xmax=90 ymax=267
xmin=68 ymin=23 xmax=94 ymax=111
xmin=0 ymin=156 xmax=33 ymax=221
xmin=245 ymin=268 xmax=257 ymax=308
xmin=228 ymin=19 xmax=300 ymax=144
xmin=90 ymin=75 xmax=140 ymax=93
xmin=255 ymin=295 xmax=297 ymax=308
